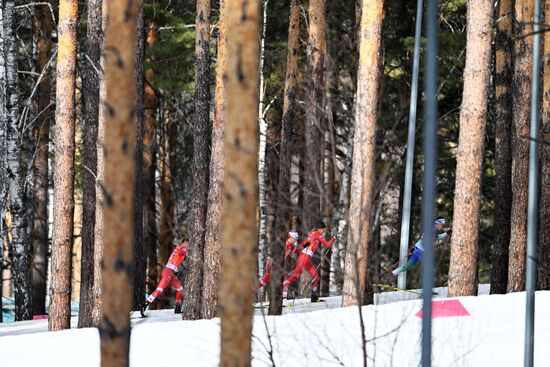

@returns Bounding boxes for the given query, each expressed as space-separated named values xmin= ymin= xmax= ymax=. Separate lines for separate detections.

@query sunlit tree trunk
xmin=490 ymin=0 xmax=513 ymax=295
xmin=133 ymin=0 xmax=146 ymax=311
xmin=341 ymin=0 xmax=383 ymax=307
xmin=184 ymin=0 xmax=212 ymax=320
xmin=31 ymin=3 xmax=53 ymax=317
xmin=99 ymin=0 xmax=138 ymax=365
xmin=78 ymin=0 xmax=102 ymax=328
xmin=268 ymin=0 xmax=300 ymax=316
xmin=49 ymin=0 xmax=78 ymax=330
xmin=539 ymin=0 xmax=550 ymax=290
xmin=5 ymin=0 xmax=32 ymax=321
xmin=201 ymin=0 xmax=227 ymax=319
xmin=508 ymin=0 xmax=533 ymax=292
xmin=448 ymin=0 xmax=493 ymax=297
xmin=303 ymin=0 xmax=327 ymax=231
xmin=219 ymin=0 xmax=260 ymax=364
xmin=91 ymin=0 xmax=107 ymax=326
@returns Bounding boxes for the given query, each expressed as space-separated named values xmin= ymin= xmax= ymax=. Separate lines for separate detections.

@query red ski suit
xmin=284 ymin=229 xmax=335 ymax=292
xmin=146 ymin=244 xmax=188 ymax=306
xmin=255 ymin=237 xmax=300 ymax=291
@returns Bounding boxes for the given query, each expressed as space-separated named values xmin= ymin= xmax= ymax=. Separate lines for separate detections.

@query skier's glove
xmin=407 ymin=247 xmax=414 ymax=256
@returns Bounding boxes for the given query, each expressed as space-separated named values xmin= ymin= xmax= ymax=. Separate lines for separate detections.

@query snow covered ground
xmin=1 ymin=286 xmax=550 ymax=366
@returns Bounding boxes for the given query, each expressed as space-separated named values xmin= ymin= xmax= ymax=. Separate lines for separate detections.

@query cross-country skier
xmin=255 ymin=231 xmax=300 ymax=292
xmin=141 ymin=239 xmax=189 ymax=316
xmin=391 ymin=216 xmax=452 ymax=276
xmin=283 ymin=221 xmax=336 ymax=302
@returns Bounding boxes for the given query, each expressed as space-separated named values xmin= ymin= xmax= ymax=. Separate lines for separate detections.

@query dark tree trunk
xmin=6 ymin=0 xmax=33 ymax=321
xmin=268 ymin=0 xmax=300 ymax=316
xmin=133 ymin=0 xmax=146 ymax=311
xmin=490 ymin=0 xmax=513 ymax=295
xmin=78 ymin=0 xmax=102 ymax=328
xmin=183 ymin=0 xmax=211 ymax=320
xmin=31 ymin=3 xmax=53 ymax=317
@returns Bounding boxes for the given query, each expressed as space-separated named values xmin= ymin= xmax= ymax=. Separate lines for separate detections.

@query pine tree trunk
xmin=0 ymin=4 xmax=6 ymax=322
xmin=132 ymin=0 xmax=146 ymax=311
xmin=183 ymin=0 xmax=211 ymax=320
xmin=49 ymin=0 xmax=78 ymax=331
xmin=539 ymin=0 xmax=550 ymax=290
xmin=144 ymin=16 xmax=159 ymax=309
xmin=341 ymin=0 xmax=383 ymax=307
xmin=303 ymin=0 xmax=327 ymax=232
xmin=220 ymin=0 xmax=260 ymax=364
xmin=5 ymin=0 xmax=33 ymax=321
xmin=78 ymin=0 xmax=102 ymax=328
xmin=490 ymin=0 xmax=513 ymax=295
xmin=31 ymin=3 xmax=53 ymax=317
xmin=268 ymin=0 xmax=300 ymax=316
xmin=99 ymin=1 xmax=138 ymax=365
xmin=448 ymin=0 xmax=493 ymax=297
xmin=508 ymin=0 xmax=533 ymax=293
xmin=201 ymin=0 xmax=227 ymax=319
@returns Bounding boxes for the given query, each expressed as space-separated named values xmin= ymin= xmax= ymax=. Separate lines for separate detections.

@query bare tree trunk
xmin=341 ymin=0 xmax=383 ymax=307
xmin=31 ymin=2 xmax=53 ymax=317
xmin=5 ymin=0 xmax=33 ymax=321
xmin=448 ymin=0 xmax=493 ymax=297
xmin=183 ymin=0 xmax=211 ymax=320
xmin=99 ymin=1 xmax=138 ymax=365
xmin=220 ymin=0 xmax=260 ymax=364
xmin=78 ymin=0 xmax=102 ymax=328
xmin=0 ymin=3 xmax=6 ymax=323
xmin=539 ymin=0 xmax=550 ymax=290
xmin=303 ymin=0 xmax=327 ymax=232
xmin=91 ymin=0 xmax=107 ymax=326
xmin=508 ymin=0 xmax=533 ymax=292
xmin=133 ymin=0 xmax=146 ymax=311
xmin=49 ymin=0 xmax=78 ymax=331
xmin=490 ymin=0 xmax=513 ymax=295
xmin=269 ymin=0 xmax=300 ymax=316
xmin=201 ymin=0 xmax=227 ymax=319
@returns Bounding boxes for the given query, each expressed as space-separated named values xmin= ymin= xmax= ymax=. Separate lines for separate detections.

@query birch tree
xmin=269 ymin=0 xmax=300 ymax=316
xmin=99 ymin=0 xmax=138 ymax=364
xmin=219 ymin=0 xmax=260 ymax=363
xmin=79 ymin=0 xmax=102 ymax=328
xmin=0 ymin=2 xmax=6 ymax=322
xmin=490 ymin=0 xmax=513 ymax=295
xmin=508 ymin=0 xmax=533 ymax=292
xmin=448 ymin=0 xmax=493 ymax=297
xmin=184 ymin=0 xmax=212 ymax=320
xmin=31 ymin=2 xmax=53 ymax=317
xmin=201 ymin=0 xmax=227 ymax=319
xmin=341 ymin=0 xmax=384 ymax=307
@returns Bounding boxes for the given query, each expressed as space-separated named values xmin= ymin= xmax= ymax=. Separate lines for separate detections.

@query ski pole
xmin=289 ymin=251 xmax=328 ymax=307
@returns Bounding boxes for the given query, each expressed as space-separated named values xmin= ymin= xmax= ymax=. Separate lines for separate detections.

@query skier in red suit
xmin=283 ymin=222 xmax=335 ymax=302
xmin=255 ymin=231 xmax=300 ymax=292
xmin=141 ymin=240 xmax=189 ymax=316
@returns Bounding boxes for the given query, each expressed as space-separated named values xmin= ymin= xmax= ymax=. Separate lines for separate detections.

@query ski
xmin=373 ymin=283 xmax=438 ymax=296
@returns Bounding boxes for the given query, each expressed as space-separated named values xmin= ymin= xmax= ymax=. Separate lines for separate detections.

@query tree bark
xmin=5 ymin=0 xmax=33 ymax=321
xmin=448 ymin=0 xmax=493 ymax=297
xmin=91 ymin=0 xmax=108 ymax=327
xmin=78 ymin=0 xmax=102 ymax=328
xmin=508 ymin=0 xmax=533 ymax=292
xmin=268 ymin=0 xmax=300 ymax=316
xmin=31 ymin=3 xmax=53 ymax=317
xmin=341 ymin=0 xmax=383 ymax=307
xmin=99 ymin=0 xmax=138 ymax=365
xmin=201 ymin=0 xmax=227 ymax=319
xmin=539 ymin=0 xmax=550 ymax=290
xmin=219 ymin=0 xmax=260 ymax=364
xmin=49 ymin=0 xmax=77 ymax=331
xmin=490 ymin=0 xmax=513 ymax=295
xmin=303 ymin=0 xmax=327 ymax=232
xmin=183 ymin=0 xmax=212 ymax=320
xmin=132 ymin=0 xmax=146 ymax=311
xmin=0 ymin=3 xmax=6 ymax=323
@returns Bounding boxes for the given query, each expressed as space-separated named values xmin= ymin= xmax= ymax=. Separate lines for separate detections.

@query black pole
xmin=422 ymin=0 xmax=438 ymax=366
